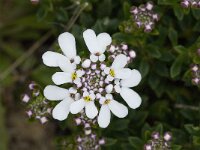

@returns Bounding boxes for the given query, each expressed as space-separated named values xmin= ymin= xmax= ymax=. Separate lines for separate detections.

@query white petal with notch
xmin=52 ymin=98 xmax=74 ymax=121
xmin=58 ymin=32 xmax=77 ymax=59
xmin=120 ymin=87 xmax=142 ymax=109
xmin=44 ymin=85 xmax=69 ymax=100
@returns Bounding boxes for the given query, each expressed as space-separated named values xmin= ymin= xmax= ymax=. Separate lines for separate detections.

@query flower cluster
xmin=181 ymin=0 xmax=200 ymax=8
xmin=76 ymin=126 xmax=105 ymax=150
xmin=30 ymin=0 xmax=39 ymax=5
xmin=107 ymin=43 xmax=136 ymax=63
xmin=74 ymin=112 xmax=105 ymax=150
xmin=130 ymin=1 xmax=159 ymax=32
xmin=21 ymin=82 xmax=51 ymax=124
xmin=191 ymin=64 xmax=200 ymax=85
xmin=42 ymin=29 xmax=142 ymax=128
xmin=144 ymin=132 xmax=172 ymax=150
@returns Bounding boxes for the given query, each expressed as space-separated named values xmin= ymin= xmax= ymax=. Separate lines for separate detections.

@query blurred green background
xmin=0 ymin=0 xmax=200 ymax=149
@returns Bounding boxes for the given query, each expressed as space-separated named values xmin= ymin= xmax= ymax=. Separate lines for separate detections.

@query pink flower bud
xmin=75 ymin=118 xmax=82 ymax=125
xmin=40 ymin=117 xmax=48 ymax=124
xmin=22 ymin=94 xmax=30 ymax=103
xmin=164 ymin=132 xmax=172 ymax=141
xmin=99 ymin=138 xmax=105 ymax=145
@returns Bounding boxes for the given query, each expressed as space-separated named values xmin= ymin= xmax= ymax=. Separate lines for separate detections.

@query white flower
xmin=52 ymin=61 xmax=84 ymax=86
xmin=104 ymin=54 xmax=132 ymax=81
xmin=98 ymin=94 xmax=128 ymax=128
xmin=44 ymin=85 xmax=74 ymax=121
xmin=115 ymin=69 xmax=142 ymax=109
xmin=70 ymin=91 xmax=98 ymax=119
xmin=83 ymin=29 xmax=112 ymax=62
xmin=42 ymin=32 xmax=80 ymax=68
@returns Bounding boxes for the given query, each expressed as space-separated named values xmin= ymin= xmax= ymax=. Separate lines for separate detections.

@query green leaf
xmin=171 ymin=145 xmax=182 ymax=150
xmin=0 ymin=99 xmax=8 ymax=150
xmin=123 ymin=2 xmax=131 ymax=19
xmin=110 ymin=119 xmax=129 ymax=131
xmin=128 ymin=137 xmax=143 ymax=149
xmin=170 ymin=55 xmax=184 ymax=78
xmin=147 ymin=45 xmax=161 ymax=58
xmin=168 ymin=27 xmax=178 ymax=46
xmin=193 ymin=136 xmax=200 ymax=146
xmin=139 ymin=60 xmax=150 ymax=78
xmin=158 ymin=0 xmax=178 ymax=5
xmin=174 ymin=45 xmax=187 ymax=54
xmin=104 ymin=138 xmax=117 ymax=146
xmin=192 ymin=9 xmax=200 ymax=20
xmin=173 ymin=5 xmax=184 ymax=20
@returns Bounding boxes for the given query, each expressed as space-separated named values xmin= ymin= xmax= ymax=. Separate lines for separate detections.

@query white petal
xmin=58 ymin=32 xmax=77 ymax=59
xmin=108 ymin=100 xmax=128 ymax=118
xmin=70 ymin=99 xmax=85 ymax=114
xmin=76 ymin=70 xmax=84 ymax=77
xmin=82 ymin=59 xmax=91 ymax=68
xmin=105 ymin=84 xmax=113 ymax=93
xmin=107 ymin=75 xmax=114 ymax=81
xmin=90 ymin=54 xmax=98 ymax=62
xmin=69 ymin=87 xmax=77 ymax=94
xmin=115 ymin=68 xmax=131 ymax=79
xmin=105 ymin=94 xmax=113 ymax=100
xmin=121 ymin=69 xmax=142 ymax=87
xmin=104 ymin=67 xmax=110 ymax=74
xmin=44 ymin=85 xmax=69 ymax=100
xmin=98 ymin=105 xmax=111 ymax=128
xmin=90 ymin=93 xmax=96 ymax=100
xmin=42 ymin=51 xmax=66 ymax=67
xmin=111 ymin=54 xmax=128 ymax=69
xmin=99 ymin=54 xmax=106 ymax=62
xmin=99 ymin=97 xmax=106 ymax=104
xmin=97 ymin=33 xmax=112 ymax=53
xmin=74 ymin=78 xmax=81 ymax=85
xmin=114 ymin=85 xmax=121 ymax=93
xmin=85 ymin=101 xmax=98 ymax=119
xmin=120 ymin=87 xmax=142 ymax=109
xmin=57 ymin=57 xmax=75 ymax=73
xmin=52 ymin=72 xmax=72 ymax=85
xmin=52 ymin=98 xmax=74 ymax=121
xmin=74 ymin=56 xmax=81 ymax=64
xmin=83 ymin=29 xmax=98 ymax=54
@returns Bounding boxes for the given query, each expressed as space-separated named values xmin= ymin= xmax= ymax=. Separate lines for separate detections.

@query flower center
xmin=109 ymin=69 xmax=115 ymax=77
xmin=71 ymin=72 xmax=77 ymax=80
xmin=104 ymin=99 xmax=111 ymax=104
xmin=84 ymin=96 xmax=91 ymax=102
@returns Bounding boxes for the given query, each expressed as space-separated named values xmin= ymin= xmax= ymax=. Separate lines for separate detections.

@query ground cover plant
xmin=0 ymin=0 xmax=200 ymax=149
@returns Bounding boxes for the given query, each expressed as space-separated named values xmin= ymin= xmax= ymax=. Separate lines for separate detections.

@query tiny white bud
xmin=129 ymin=50 xmax=136 ymax=58
xmin=22 ymin=94 xmax=30 ymax=103
xmin=40 ymin=117 xmax=48 ymax=124
xmin=105 ymin=84 xmax=113 ymax=93
xmin=82 ymin=59 xmax=91 ymax=68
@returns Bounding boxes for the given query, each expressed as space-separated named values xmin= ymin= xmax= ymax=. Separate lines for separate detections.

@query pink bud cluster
xmin=21 ymin=82 xmax=52 ymax=124
xmin=181 ymin=0 xmax=200 ymax=8
xmin=30 ymin=0 xmax=39 ymax=5
xmin=74 ymin=112 xmax=105 ymax=150
xmin=107 ymin=43 xmax=136 ymax=63
xmin=191 ymin=64 xmax=200 ymax=85
xmin=144 ymin=131 xmax=172 ymax=150
xmin=130 ymin=1 xmax=159 ymax=32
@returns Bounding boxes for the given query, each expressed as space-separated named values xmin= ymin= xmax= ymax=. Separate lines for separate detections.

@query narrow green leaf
xmin=168 ymin=28 xmax=178 ymax=46
xmin=170 ymin=55 xmax=183 ymax=78
xmin=128 ymin=137 xmax=143 ymax=149
xmin=139 ymin=60 xmax=150 ymax=78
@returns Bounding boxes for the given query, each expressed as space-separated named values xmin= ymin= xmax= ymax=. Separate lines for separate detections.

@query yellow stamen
xmin=104 ymin=99 xmax=111 ymax=104
xmin=109 ymin=69 xmax=115 ymax=77
xmin=84 ymin=96 xmax=91 ymax=102
xmin=71 ymin=72 xmax=77 ymax=80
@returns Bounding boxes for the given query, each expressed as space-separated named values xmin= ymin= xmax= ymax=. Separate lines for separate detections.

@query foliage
xmin=0 ymin=0 xmax=200 ymax=149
